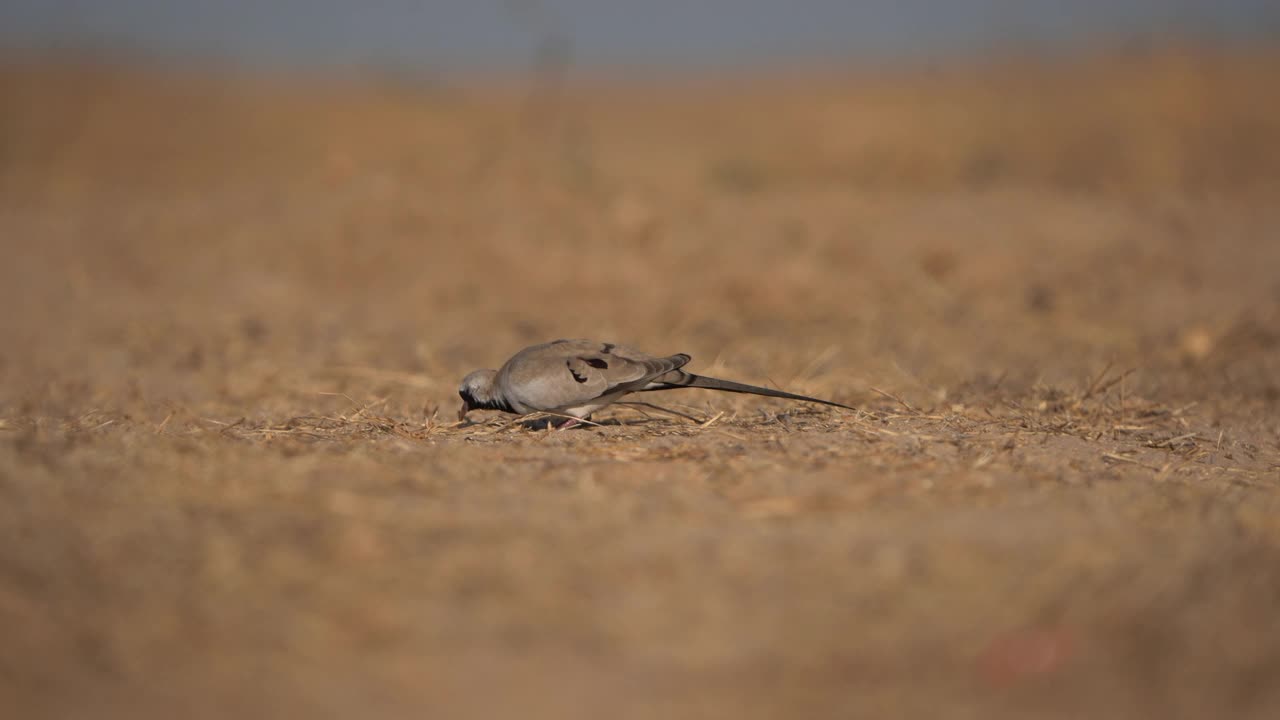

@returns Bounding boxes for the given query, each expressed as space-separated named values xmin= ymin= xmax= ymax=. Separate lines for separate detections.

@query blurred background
xmin=4 ymin=0 xmax=1279 ymax=406
xmin=2 ymin=0 xmax=1280 ymax=70
xmin=3 ymin=4 xmax=1280 ymax=720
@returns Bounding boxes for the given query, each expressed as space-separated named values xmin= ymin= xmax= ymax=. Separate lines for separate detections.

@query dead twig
xmin=870 ymin=387 xmax=913 ymax=412
xmin=1146 ymin=433 xmax=1199 ymax=449
xmin=1080 ymin=360 xmax=1116 ymax=401
xmin=1101 ymin=452 xmax=1161 ymax=471
xmin=699 ymin=411 xmax=726 ymax=429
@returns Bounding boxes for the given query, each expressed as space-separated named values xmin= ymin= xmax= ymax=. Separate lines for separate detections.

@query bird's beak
xmin=457 ymin=401 xmax=471 ymax=422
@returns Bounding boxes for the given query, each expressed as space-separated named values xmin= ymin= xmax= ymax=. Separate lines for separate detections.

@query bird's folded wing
xmin=501 ymin=339 xmax=692 ymax=411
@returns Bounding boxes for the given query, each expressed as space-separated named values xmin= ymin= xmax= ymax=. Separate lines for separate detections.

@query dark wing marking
xmin=583 ymin=357 xmax=609 ymax=369
xmin=597 ymin=353 xmax=693 ymax=397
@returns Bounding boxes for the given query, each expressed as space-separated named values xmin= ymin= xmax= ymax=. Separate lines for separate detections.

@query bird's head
xmin=457 ymin=368 xmax=499 ymax=421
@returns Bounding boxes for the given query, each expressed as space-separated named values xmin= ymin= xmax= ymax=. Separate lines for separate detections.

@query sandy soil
xmin=2 ymin=46 xmax=1280 ymax=719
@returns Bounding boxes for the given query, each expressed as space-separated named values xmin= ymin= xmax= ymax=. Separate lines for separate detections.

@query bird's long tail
xmin=642 ymin=372 xmax=855 ymax=411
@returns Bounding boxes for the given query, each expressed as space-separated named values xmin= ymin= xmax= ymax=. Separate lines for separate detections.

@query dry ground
xmin=2 ymin=46 xmax=1280 ymax=719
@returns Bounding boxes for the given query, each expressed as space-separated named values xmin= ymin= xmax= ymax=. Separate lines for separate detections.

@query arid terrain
xmin=2 ymin=46 xmax=1280 ymax=719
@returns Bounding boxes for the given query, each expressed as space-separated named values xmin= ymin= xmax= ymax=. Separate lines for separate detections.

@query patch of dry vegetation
xmin=2 ymin=45 xmax=1280 ymax=719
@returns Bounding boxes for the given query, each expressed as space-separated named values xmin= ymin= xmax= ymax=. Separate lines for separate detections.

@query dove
xmin=457 ymin=339 xmax=854 ymax=426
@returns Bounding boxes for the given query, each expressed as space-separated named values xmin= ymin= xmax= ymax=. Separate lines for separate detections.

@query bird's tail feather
xmin=643 ymin=372 xmax=855 ymax=411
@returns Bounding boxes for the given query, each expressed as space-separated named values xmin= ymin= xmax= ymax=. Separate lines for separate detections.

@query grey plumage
xmin=457 ymin=339 xmax=853 ymax=423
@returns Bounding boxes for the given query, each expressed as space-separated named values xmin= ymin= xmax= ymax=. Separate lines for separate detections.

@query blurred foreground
xmin=2 ymin=47 xmax=1280 ymax=719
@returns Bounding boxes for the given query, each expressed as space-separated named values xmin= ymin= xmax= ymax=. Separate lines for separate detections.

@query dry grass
xmin=2 ymin=45 xmax=1280 ymax=719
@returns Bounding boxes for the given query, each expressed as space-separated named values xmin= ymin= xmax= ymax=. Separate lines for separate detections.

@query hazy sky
xmin=1 ymin=0 xmax=1277 ymax=70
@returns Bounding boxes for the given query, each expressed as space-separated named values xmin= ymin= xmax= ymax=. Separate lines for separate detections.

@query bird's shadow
xmin=459 ymin=414 xmax=666 ymax=432
xmin=520 ymin=416 xmax=658 ymax=431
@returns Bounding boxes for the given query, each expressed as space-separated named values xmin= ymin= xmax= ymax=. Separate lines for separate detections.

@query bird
xmin=457 ymin=338 xmax=854 ymax=426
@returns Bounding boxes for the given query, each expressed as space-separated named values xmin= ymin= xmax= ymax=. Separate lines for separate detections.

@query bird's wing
xmin=498 ymin=339 xmax=691 ymax=413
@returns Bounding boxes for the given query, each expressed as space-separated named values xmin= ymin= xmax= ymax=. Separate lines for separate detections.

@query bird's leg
xmin=556 ymin=412 xmax=598 ymax=430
